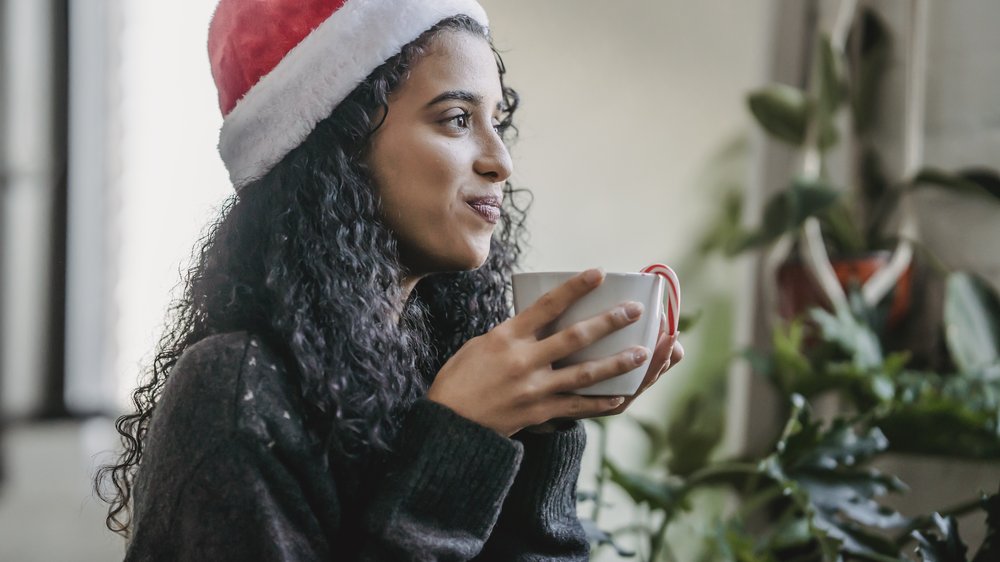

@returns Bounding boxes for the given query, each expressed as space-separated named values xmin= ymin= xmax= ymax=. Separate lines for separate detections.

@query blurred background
xmin=1 ymin=0 xmax=997 ymax=561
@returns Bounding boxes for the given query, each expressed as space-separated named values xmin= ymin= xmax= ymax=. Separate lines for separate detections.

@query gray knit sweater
xmin=125 ymin=332 xmax=590 ymax=561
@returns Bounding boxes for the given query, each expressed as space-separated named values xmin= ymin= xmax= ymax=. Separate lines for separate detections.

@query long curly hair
xmin=95 ymin=15 xmax=529 ymax=537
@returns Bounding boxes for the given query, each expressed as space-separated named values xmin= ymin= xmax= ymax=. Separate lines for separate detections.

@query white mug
xmin=512 ymin=268 xmax=679 ymax=396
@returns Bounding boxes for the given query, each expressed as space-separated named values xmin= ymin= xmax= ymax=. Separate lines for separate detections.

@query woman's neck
xmin=395 ymin=274 xmax=424 ymax=323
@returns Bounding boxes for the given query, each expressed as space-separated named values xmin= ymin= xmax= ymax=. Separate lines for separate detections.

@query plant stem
xmin=648 ymin=511 xmax=673 ymax=562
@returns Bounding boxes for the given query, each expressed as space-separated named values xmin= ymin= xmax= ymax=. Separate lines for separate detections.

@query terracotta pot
xmin=776 ymin=251 xmax=913 ymax=329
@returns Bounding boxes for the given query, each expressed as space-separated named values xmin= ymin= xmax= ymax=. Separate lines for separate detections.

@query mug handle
xmin=641 ymin=264 xmax=681 ymax=335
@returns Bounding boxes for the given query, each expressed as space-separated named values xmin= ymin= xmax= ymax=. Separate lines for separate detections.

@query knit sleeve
xmin=357 ymin=398 xmax=525 ymax=560
xmin=473 ymin=422 xmax=591 ymax=561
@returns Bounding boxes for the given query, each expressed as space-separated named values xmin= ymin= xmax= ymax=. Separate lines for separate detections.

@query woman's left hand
xmin=603 ymin=316 xmax=684 ymax=416
xmin=522 ymin=316 xmax=684 ymax=433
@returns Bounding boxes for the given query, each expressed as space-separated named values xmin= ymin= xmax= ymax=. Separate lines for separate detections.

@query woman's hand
xmin=601 ymin=315 xmax=684 ymax=417
xmin=427 ymin=268 xmax=651 ymax=437
xmin=522 ymin=315 xmax=684 ymax=433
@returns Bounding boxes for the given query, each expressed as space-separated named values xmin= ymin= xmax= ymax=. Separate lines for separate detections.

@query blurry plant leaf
xmin=762 ymin=395 xmax=909 ymax=559
xmin=818 ymin=34 xmax=847 ymax=114
xmin=913 ymin=168 xmax=1000 ymax=203
xmin=810 ymin=307 xmax=884 ymax=371
xmin=749 ymin=177 xmax=841 ymax=249
xmin=913 ymin=514 xmax=968 ymax=562
xmin=677 ymin=310 xmax=702 ymax=333
xmin=850 ymin=8 xmax=892 ymax=135
xmin=880 ymin=371 xmax=1000 ymax=459
xmin=770 ymin=319 xmax=814 ymax=394
xmin=959 ymin=168 xmax=1000 ymax=201
xmin=665 ymin=391 xmax=725 ymax=476
xmin=816 ymin=34 xmax=847 ymax=150
xmin=702 ymin=521 xmax=780 ymax=562
xmin=748 ymin=84 xmax=810 ymax=145
xmin=698 ymin=187 xmax=747 ymax=256
xmin=604 ymin=459 xmax=687 ymax=515
xmin=580 ymin=518 xmax=637 ymax=558
xmin=820 ymin=200 xmax=868 ymax=255
xmin=972 ymin=489 xmax=1000 ymax=562
xmin=629 ymin=415 xmax=668 ymax=466
xmin=944 ymin=272 xmax=1000 ymax=376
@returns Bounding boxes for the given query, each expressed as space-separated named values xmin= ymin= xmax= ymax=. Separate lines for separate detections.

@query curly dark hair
xmin=95 ymin=15 xmax=529 ymax=537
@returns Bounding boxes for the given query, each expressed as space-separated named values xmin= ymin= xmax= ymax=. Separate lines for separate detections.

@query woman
xmin=97 ymin=0 xmax=683 ymax=559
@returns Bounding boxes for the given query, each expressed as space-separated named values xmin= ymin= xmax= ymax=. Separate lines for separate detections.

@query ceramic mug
xmin=511 ymin=265 xmax=680 ymax=396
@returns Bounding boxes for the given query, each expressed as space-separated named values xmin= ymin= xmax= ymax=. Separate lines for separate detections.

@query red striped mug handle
xmin=641 ymin=263 xmax=681 ymax=335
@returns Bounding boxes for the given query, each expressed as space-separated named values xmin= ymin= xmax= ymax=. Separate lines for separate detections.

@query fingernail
xmin=610 ymin=396 xmax=625 ymax=407
xmin=633 ymin=347 xmax=649 ymax=364
xmin=623 ymin=301 xmax=643 ymax=320
xmin=584 ymin=268 xmax=605 ymax=285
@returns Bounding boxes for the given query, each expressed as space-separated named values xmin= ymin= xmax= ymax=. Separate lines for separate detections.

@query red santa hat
xmin=208 ymin=0 xmax=489 ymax=191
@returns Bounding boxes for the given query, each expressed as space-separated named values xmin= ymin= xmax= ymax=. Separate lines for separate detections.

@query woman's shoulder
xmin=154 ymin=331 xmax=306 ymax=448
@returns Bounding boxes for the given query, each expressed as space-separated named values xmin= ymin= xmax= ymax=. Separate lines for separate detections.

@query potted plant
xmin=576 ymin=3 xmax=1000 ymax=560
xmin=730 ymin=4 xmax=1000 ymax=340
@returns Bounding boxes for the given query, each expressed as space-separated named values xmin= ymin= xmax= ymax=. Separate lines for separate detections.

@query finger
xmin=536 ymin=300 xmax=644 ymax=361
xmin=647 ymin=331 xmax=672 ymax=376
xmin=548 ymin=394 xmax=626 ymax=421
xmin=512 ymin=269 xmax=604 ymax=335
xmin=669 ymin=338 xmax=685 ymax=366
xmin=546 ymin=346 xmax=650 ymax=393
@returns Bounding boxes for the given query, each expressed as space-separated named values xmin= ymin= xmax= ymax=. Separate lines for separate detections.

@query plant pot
xmin=776 ymin=251 xmax=913 ymax=330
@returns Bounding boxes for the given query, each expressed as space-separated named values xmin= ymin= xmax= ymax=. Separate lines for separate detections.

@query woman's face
xmin=368 ymin=30 xmax=513 ymax=276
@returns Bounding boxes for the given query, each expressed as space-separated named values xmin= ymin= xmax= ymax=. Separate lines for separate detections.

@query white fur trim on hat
xmin=219 ymin=0 xmax=489 ymax=190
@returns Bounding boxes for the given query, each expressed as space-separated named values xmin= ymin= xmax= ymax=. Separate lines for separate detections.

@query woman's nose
xmin=474 ymin=130 xmax=514 ymax=183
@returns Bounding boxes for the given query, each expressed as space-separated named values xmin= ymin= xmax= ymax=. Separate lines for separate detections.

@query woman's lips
xmin=467 ymin=195 xmax=501 ymax=224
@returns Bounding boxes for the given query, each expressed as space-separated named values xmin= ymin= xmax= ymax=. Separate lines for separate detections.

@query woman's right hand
xmin=426 ymin=268 xmax=650 ymax=437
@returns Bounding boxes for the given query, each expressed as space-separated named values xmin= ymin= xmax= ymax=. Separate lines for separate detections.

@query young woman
xmin=97 ymin=1 xmax=683 ymax=559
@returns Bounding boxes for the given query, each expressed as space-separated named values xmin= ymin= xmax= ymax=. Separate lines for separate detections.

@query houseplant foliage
xmin=578 ymin=3 xmax=1000 ymax=560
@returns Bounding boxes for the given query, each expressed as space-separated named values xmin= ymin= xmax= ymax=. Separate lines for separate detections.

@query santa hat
xmin=208 ymin=0 xmax=489 ymax=191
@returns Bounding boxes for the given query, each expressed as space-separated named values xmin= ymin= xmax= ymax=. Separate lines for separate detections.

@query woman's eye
xmin=447 ymin=112 xmax=472 ymax=129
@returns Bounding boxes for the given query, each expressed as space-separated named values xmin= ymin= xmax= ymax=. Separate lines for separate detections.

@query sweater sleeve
xmin=473 ymin=422 xmax=591 ymax=561
xmin=358 ymin=398 xmax=525 ymax=560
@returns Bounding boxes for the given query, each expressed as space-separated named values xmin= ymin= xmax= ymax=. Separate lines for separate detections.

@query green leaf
xmin=818 ymin=34 xmax=847 ymax=114
xmin=604 ymin=459 xmax=686 ymax=514
xmin=752 ymin=177 xmax=841 ymax=248
xmin=851 ymin=8 xmax=892 ymax=135
xmin=960 ymin=168 xmax=1000 ymax=201
xmin=763 ymin=396 xmax=910 ymax=559
xmin=748 ymin=84 xmax=810 ymax=145
xmin=820 ymin=199 xmax=868 ymax=255
xmin=665 ymin=392 xmax=725 ymax=476
xmin=677 ymin=310 xmax=702 ymax=333
xmin=816 ymin=34 xmax=847 ymax=150
xmin=914 ymin=168 xmax=1000 ymax=203
xmin=913 ymin=514 xmax=969 ymax=562
xmin=944 ymin=272 xmax=1000 ymax=376
xmin=880 ymin=372 xmax=1000 ymax=459
xmin=809 ymin=307 xmax=885 ymax=371
xmin=580 ymin=518 xmax=637 ymax=557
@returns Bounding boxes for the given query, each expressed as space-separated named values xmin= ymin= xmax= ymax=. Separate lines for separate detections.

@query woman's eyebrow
xmin=426 ymin=90 xmax=503 ymax=111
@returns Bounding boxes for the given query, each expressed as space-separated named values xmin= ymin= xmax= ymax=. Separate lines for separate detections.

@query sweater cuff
xmin=384 ymin=398 xmax=524 ymax=535
xmin=506 ymin=421 xmax=587 ymax=519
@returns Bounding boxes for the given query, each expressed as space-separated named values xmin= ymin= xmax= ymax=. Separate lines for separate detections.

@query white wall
xmin=114 ymin=0 xmax=230 ymax=406
xmin=480 ymin=0 xmax=768 ymax=274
